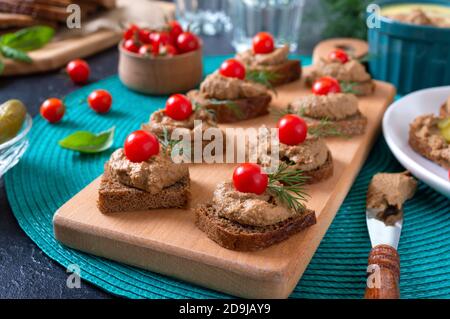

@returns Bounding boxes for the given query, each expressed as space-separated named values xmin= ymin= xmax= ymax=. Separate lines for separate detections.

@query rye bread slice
xmin=98 ymin=167 xmax=190 ymax=214
xmin=195 ymin=203 xmax=316 ymax=251
xmin=303 ymin=112 xmax=367 ymax=137
xmin=408 ymin=121 xmax=450 ymax=170
xmin=187 ymin=90 xmax=272 ymax=123
xmin=299 ymin=150 xmax=334 ymax=184
xmin=250 ymin=60 xmax=302 ymax=87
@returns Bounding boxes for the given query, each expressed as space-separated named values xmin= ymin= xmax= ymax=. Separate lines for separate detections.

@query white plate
xmin=383 ymin=86 xmax=450 ymax=199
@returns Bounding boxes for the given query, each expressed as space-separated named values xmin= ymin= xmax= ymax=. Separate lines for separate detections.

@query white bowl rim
xmin=382 ymin=86 xmax=450 ymax=197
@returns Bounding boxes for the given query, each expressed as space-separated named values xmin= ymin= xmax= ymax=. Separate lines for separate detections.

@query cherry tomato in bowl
xmin=233 ymin=163 xmax=268 ymax=195
xmin=124 ymin=130 xmax=160 ymax=163
xmin=88 ymin=89 xmax=112 ymax=114
xmin=176 ymin=32 xmax=200 ymax=53
xmin=123 ymin=39 xmax=140 ymax=53
xmin=168 ymin=20 xmax=183 ymax=43
xmin=123 ymin=24 xmax=139 ymax=40
xmin=277 ymin=114 xmax=308 ymax=146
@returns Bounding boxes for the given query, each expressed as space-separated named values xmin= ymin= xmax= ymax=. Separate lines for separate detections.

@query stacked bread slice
xmin=0 ymin=0 xmax=116 ymax=33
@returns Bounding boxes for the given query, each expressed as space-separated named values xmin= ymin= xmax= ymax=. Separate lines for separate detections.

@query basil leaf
xmin=59 ymin=127 xmax=115 ymax=154
xmin=0 ymin=26 xmax=54 ymax=51
xmin=0 ymin=46 xmax=31 ymax=63
xmin=0 ymin=59 xmax=4 ymax=74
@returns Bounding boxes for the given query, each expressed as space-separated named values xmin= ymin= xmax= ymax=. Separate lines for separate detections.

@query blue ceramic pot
xmin=368 ymin=0 xmax=450 ymax=94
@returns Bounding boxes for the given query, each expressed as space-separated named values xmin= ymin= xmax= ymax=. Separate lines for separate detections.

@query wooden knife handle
xmin=364 ymin=244 xmax=400 ymax=299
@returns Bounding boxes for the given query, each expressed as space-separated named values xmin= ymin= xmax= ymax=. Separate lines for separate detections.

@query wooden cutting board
xmin=53 ymin=69 xmax=396 ymax=298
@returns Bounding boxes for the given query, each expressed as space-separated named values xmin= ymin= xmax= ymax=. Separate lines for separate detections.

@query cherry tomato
xmin=139 ymin=28 xmax=151 ymax=44
xmin=124 ymin=130 xmax=160 ymax=163
xmin=165 ymin=94 xmax=193 ymax=120
xmin=168 ymin=20 xmax=183 ymax=43
xmin=233 ymin=163 xmax=268 ymax=195
xmin=219 ymin=59 xmax=246 ymax=80
xmin=176 ymin=32 xmax=200 ymax=53
xmin=139 ymin=44 xmax=158 ymax=56
xmin=123 ymin=39 xmax=140 ymax=53
xmin=329 ymin=49 xmax=349 ymax=64
xmin=448 ymin=170 xmax=450 ymax=181
xmin=312 ymin=76 xmax=341 ymax=95
xmin=66 ymin=59 xmax=90 ymax=84
xmin=123 ymin=24 xmax=139 ymax=40
xmin=252 ymin=32 xmax=275 ymax=54
xmin=159 ymin=43 xmax=178 ymax=56
xmin=149 ymin=31 xmax=171 ymax=47
xmin=277 ymin=114 xmax=308 ymax=146
xmin=88 ymin=89 xmax=112 ymax=114
xmin=40 ymin=98 xmax=65 ymax=123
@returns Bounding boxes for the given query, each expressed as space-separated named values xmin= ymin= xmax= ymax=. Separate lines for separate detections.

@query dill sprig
xmin=267 ymin=163 xmax=310 ymax=212
xmin=194 ymin=102 xmax=217 ymax=119
xmin=308 ymin=118 xmax=348 ymax=138
xmin=158 ymin=126 xmax=181 ymax=153
xmin=245 ymin=69 xmax=279 ymax=95
xmin=209 ymin=99 xmax=244 ymax=119
xmin=340 ymin=81 xmax=360 ymax=95
xmin=270 ymin=107 xmax=291 ymax=119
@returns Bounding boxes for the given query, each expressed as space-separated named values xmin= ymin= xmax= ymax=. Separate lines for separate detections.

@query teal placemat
xmin=5 ymin=56 xmax=450 ymax=299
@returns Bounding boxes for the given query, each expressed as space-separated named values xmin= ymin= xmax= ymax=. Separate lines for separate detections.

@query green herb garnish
xmin=245 ymin=69 xmax=279 ymax=94
xmin=0 ymin=26 xmax=54 ymax=74
xmin=158 ymin=126 xmax=181 ymax=152
xmin=59 ymin=127 xmax=115 ymax=154
xmin=194 ymin=102 xmax=217 ymax=119
xmin=209 ymin=99 xmax=244 ymax=119
xmin=308 ymin=118 xmax=348 ymax=138
xmin=340 ymin=81 xmax=361 ymax=95
xmin=267 ymin=163 xmax=310 ymax=212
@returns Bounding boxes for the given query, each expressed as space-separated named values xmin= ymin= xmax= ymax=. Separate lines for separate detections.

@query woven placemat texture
xmin=5 ymin=56 xmax=450 ymax=299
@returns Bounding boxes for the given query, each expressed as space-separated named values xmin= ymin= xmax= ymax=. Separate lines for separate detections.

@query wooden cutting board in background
xmin=53 ymin=65 xmax=396 ymax=298
xmin=0 ymin=1 xmax=175 ymax=77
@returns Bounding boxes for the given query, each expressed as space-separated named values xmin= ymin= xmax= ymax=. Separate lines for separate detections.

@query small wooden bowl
xmin=118 ymin=42 xmax=203 ymax=95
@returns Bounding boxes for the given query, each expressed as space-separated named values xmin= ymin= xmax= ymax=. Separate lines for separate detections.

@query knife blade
xmin=366 ymin=207 xmax=402 ymax=249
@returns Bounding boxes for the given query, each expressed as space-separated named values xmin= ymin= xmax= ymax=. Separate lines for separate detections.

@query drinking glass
xmin=175 ymin=0 xmax=232 ymax=36
xmin=228 ymin=0 xmax=305 ymax=52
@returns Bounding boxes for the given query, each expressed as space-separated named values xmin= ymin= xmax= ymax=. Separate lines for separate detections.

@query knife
xmin=364 ymin=206 xmax=402 ymax=299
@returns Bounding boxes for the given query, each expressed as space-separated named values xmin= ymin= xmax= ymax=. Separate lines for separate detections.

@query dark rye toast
xmin=187 ymin=90 xmax=272 ymax=123
xmin=298 ymin=151 xmax=334 ymax=184
xmin=250 ymin=59 xmax=302 ymax=87
xmin=98 ymin=164 xmax=190 ymax=214
xmin=195 ymin=203 xmax=316 ymax=251
xmin=302 ymin=112 xmax=367 ymax=136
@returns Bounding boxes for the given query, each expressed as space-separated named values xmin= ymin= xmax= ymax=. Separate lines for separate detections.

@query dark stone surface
xmin=0 ymin=33 xmax=235 ymax=299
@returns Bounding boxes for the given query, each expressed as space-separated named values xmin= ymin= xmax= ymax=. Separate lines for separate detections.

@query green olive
xmin=438 ymin=117 xmax=450 ymax=130
xmin=441 ymin=126 xmax=450 ymax=143
xmin=0 ymin=99 xmax=27 ymax=144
